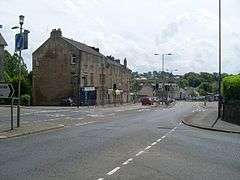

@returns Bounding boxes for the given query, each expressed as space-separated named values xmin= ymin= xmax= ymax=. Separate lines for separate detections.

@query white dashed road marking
xmin=97 ymin=122 xmax=182 ymax=180
xmin=145 ymin=146 xmax=152 ymax=150
xmin=75 ymin=121 xmax=96 ymax=127
xmin=136 ymin=151 xmax=145 ymax=156
xmin=151 ymin=142 xmax=157 ymax=146
xmin=106 ymin=167 xmax=121 ymax=175
xmin=122 ymin=158 xmax=133 ymax=165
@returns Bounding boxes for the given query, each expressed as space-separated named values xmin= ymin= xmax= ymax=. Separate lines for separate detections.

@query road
xmin=0 ymin=102 xmax=239 ymax=180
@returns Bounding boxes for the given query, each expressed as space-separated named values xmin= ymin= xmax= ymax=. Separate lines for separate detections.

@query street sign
xmin=0 ymin=83 xmax=14 ymax=98
xmin=84 ymin=87 xmax=95 ymax=91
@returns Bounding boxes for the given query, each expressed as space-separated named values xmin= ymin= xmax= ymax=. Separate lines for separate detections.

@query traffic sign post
xmin=0 ymin=83 xmax=16 ymax=130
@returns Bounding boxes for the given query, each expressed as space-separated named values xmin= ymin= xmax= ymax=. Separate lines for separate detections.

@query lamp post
xmin=17 ymin=15 xmax=24 ymax=127
xmin=12 ymin=15 xmax=25 ymax=127
xmin=218 ymin=0 xmax=222 ymax=119
xmin=154 ymin=53 xmax=174 ymax=104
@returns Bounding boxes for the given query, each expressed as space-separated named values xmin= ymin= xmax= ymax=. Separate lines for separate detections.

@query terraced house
xmin=32 ymin=29 xmax=132 ymax=106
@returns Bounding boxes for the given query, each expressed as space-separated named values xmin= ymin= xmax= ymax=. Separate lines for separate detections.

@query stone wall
xmin=33 ymin=29 xmax=132 ymax=106
xmin=223 ymin=100 xmax=240 ymax=125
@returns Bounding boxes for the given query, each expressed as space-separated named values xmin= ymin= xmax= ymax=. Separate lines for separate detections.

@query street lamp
xmin=12 ymin=15 xmax=25 ymax=127
xmin=19 ymin=15 xmax=24 ymax=25
xmin=154 ymin=53 xmax=174 ymax=104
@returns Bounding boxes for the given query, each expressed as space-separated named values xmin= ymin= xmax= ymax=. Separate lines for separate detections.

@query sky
xmin=0 ymin=0 xmax=240 ymax=74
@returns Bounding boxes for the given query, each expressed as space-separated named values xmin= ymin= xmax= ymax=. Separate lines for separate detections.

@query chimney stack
xmin=50 ymin=28 xmax=62 ymax=38
xmin=124 ymin=58 xmax=127 ymax=68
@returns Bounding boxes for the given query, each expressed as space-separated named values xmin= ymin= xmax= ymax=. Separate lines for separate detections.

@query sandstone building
xmin=32 ymin=29 xmax=132 ymax=106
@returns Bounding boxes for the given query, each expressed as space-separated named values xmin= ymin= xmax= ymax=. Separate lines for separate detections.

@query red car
xmin=141 ymin=97 xmax=153 ymax=106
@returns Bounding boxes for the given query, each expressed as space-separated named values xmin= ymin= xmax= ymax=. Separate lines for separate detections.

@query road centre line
xmin=151 ymin=142 xmax=157 ymax=146
xmin=97 ymin=122 xmax=182 ymax=179
xmin=106 ymin=167 xmax=121 ymax=175
xmin=122 ymin=158 xmax=133 ymax=165
xmin=145 ymin=146 xmax=152 ymax=150
xmin=136 ymin=150 xmax=145 ymax=156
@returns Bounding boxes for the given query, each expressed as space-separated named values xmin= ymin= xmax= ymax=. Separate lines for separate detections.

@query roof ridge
xmin=62 ymin=36 xmax=103 ymax=57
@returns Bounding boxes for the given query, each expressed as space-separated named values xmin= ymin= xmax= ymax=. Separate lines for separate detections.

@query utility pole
xmin=218 ymin=0 xmax=222 ymax=119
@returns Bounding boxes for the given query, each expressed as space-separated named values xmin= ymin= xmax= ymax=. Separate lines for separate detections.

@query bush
xmin=223 ymin=75 xmax=240 ymax=101
xmin=21 ymin=94 xmax=31 ymax=106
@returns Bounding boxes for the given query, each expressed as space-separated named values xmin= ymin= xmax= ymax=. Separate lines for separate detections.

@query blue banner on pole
xmin=15 ymin=30 xmax=29 ymax=51
xmin=15 ymin=33 xmax=24 ymax=51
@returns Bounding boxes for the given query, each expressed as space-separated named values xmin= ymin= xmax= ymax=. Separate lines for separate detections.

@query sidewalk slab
xmin=183 ymin=105 xmax=240 ymax=134
xmin=0 ymin=122 xmax=64 ymax=139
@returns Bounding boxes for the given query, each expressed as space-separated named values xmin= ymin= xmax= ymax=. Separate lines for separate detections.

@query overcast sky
xmin=0 ymin=0 xmax=240 ymax=74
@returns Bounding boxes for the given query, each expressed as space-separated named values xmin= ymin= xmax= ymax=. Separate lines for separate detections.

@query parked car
xmin=141 ymin=97 xmax=153 ymax=106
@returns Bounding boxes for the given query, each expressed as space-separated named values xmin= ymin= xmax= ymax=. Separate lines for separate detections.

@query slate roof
xmin=0 ymin=33 xmax=7 ymax=46
xmin=62 ymin=37 xmax=129 ymax=70
xmin=62 ymin=37 xmax=103 ymax=57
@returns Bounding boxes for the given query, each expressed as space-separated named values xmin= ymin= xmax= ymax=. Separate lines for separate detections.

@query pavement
xmin=0 ymin=101 xmax=239 ymax=180
xmin=0 ymin=103 xmax=153 ymax=139
xmin=182 ymin=102 xmax=240 ymax=133
xmin=0 ymin=122 xmax=64 ymax=139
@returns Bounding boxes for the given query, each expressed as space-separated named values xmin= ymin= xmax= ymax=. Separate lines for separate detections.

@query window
xmin=90 ymin=73 xmax=94 ymax=85
xmin=35 ymin=58 xmax=39 ymax=67
xmin=100 ymin=74 xmax=105 ymax=85
xmin=82 ymin=76 xmax=87 ymax=86
xmin=71 ymin=54 xmax=77 ymax=64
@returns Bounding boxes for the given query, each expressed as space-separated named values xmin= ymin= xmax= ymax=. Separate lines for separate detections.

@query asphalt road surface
xmin=0 ymin=102 xmax=239 ymax=180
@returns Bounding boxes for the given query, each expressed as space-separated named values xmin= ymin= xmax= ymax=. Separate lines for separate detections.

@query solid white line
xmin=106 ymin=167 xmax=121 ymax=175
xmin=122 ymin=158 xmax=133 ymax=165
xmin=151 ymin=142 xmax=157 ymax=146
xmin=97 ymin=178 xmax=104 ymax=180
xmin=145 ymin=146 xmax=152 ymax=150
xmin=162 ymin=135 xmax=166 ymax=139
xmin=156 ymin=138 xmax=162 ymax=142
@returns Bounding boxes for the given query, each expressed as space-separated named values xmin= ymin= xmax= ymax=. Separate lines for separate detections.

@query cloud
xmin=0 ymin=0 xmax=240 ymax=74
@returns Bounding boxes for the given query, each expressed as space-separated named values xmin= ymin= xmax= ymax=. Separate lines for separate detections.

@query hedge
xmin=223 ymin=75 xmax=240 ymax=101
xmin=21 ymin=94 xmax=31 ymax=106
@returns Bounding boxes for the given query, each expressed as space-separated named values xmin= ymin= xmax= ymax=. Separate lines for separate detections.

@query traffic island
xmin=182 ymin=106 xmax=240 ymax=134
xmin=0 ymin=122 xmax=64 ymax=139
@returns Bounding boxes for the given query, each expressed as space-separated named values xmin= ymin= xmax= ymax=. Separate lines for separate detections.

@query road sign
xmin=0 ymin=83 xmax=14 ymax=98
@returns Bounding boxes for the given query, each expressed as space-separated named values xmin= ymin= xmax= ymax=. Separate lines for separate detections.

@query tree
xmin=198 ymin=82 xmax=213 ymax=96
xmin=178 ymin=79 xmax=188 ymax=88
xmin=3 ymin=50 xmax=31 ymax=96
xmin=199 ymin=72 xmax=214 ymax=83
xmin=184 ymin=72 xmax=201 ymax=88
